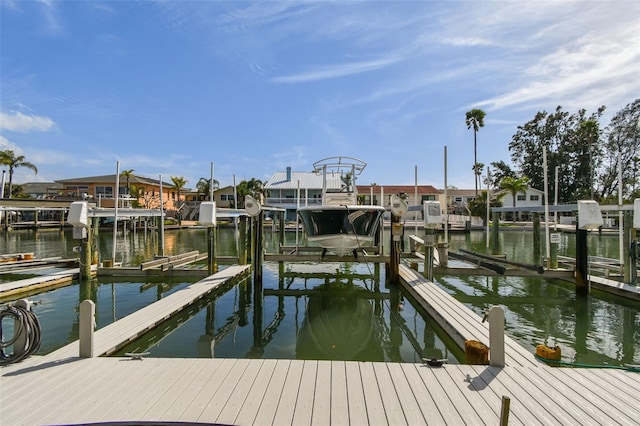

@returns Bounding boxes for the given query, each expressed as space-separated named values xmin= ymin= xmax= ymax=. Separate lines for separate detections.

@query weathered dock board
xmin=0 ymin=266 xmax=92 ymax=302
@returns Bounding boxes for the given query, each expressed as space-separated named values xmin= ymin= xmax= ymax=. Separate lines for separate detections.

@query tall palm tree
xmin=0 ymin=150 xmax=38 ymax=199
xmin=500 ymin=176 xmax=530 ymax=222
xmin=120 ymin=169 xmax=135 ymax=195
xmin=170 ymin=176 xmax=188 ymax=224
xmin=472 ymin=162 xmax=485 ymax=192
xmin=465 ymin=109 xmax=486 ymax=195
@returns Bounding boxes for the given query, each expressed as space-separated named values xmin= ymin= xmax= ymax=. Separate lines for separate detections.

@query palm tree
xmin=196 ymin=177 xmax=220 ymax=201
xmin=465 ymin=109 xmax=486 ymax=195
xmin=120 ymin=169 xmax=135 ymax=196
xmin=170 ymin=176 xmax=188 ymax=224
xmin=236 ymin=178 xmax=263 ymax=208
xmin=0 ymin=150 xmax=38 ymax=199
xmin=500 ymin=176 xmax=530 ymax=222
xmin=472 ymin=162 xmax=485 ymax=192
xmin=467 ymin=189 xmax=505 ymax=225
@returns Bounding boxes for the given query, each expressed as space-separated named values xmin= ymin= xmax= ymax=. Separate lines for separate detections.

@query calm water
xmin=2 ymin=225 xmax=639 ymax=366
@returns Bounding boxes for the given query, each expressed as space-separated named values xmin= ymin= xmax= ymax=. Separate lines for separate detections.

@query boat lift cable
xmin=0 ymin=301 xmax=42 ymax=366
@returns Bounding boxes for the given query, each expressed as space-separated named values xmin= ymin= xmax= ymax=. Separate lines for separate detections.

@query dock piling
xmin=485 ymin=305 xmax=505 ymax=367
xmin=79 ymin=299 xmax=95 ymax=358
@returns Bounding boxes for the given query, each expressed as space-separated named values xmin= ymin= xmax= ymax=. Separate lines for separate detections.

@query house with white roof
xmin=264 ymin=167 xmax=344 ymax=221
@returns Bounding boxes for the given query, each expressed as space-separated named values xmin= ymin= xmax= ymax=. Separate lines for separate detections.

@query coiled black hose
xmin=0 ymin=303 xmax=42 ymax=365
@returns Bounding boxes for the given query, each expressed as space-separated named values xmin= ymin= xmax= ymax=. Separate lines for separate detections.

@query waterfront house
xmin=264 ymin=167 xmax=340 ymax=221
xmin=499 ymin=186 xmax=545 ymax=221
xmin=55 ymin=174 xmax=187 ymax=210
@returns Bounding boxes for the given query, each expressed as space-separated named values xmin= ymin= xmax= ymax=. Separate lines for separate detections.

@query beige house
xmin=55 ymin=174 xmax=187 ymax=210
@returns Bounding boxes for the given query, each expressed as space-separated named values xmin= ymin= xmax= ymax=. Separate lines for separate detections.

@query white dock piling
xmin=79 ymin=299 xmax=95 ymax=358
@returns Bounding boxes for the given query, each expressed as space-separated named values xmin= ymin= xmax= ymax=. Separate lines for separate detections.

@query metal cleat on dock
xmin=422 ymin=357 xmax=447 ymax=367
xmin=124 ymin=351 xmax=150 ymax=360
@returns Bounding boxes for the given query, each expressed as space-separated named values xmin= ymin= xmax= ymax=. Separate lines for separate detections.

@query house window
xmin=517 ymin=195 xmax=526 ymax=201
xmin=421 ymin=195 xmax=436 ymax=201
xmin=454 ymin=197 xmax=463 ymax=202
xmin=220 ymin=194 xmax=234 ymax=201
xmin=95 ymin=186 xmax=113 ymax=198
xmin=530 ymin=195 xmax=540 ymax=201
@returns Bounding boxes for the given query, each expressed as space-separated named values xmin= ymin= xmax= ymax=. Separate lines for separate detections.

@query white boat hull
xmin=297 ymin=205 xmax=385 ymax=256
xmin=306 ymin=234 xmax=376 ymax=257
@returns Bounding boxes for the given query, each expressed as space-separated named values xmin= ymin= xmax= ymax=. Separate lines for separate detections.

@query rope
xmin=534 ymin=354 xmax=639 ymax=372
xmin=0 ymin=302 xmax=42 ymax=365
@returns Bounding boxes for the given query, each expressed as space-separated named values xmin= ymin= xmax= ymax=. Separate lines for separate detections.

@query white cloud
xmin=0 ymin=111 xmax=55 ymax=132
xmin=0 ymin=135 xmax=21 ymax=152
xmin=272 ymin=56 xmax=401 ymax=83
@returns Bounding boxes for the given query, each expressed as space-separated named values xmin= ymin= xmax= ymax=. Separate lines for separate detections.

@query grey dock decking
xmin=1 ymin=264 xmax=639 ymax=425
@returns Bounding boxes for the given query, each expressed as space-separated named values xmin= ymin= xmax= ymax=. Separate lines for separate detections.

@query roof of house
xmin=21 ymin=182 xmax=64 ymax=193
xmin=264 ymin=171 xmax=342 ymax=190
xmin=357 ymin=185 xmax=442 ymax=195
xmin=55 ymin=174 xmax=181 ymax=188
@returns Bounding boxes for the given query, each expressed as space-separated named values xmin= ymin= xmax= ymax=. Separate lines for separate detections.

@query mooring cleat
xmin=422 ymin=357 xmax=447 ymax=367
xmin=125 ymin=352 xmax=150 ymax=360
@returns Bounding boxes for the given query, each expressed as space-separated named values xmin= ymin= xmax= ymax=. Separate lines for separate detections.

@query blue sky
xmin=1 ymin=1 xmax=639 ymax=191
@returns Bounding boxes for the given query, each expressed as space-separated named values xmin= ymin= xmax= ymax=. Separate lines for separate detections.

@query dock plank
xmin=358 ymin=361 xmax=387 ymax=426
xmin=197 ymin=358 xmax=252 ymax=422
xmin=330 ymin=361 xmax=349 ymax=426
xmin=234 ymin=358 xmax=278 ymax=425
xmin=291 ymin=360 xmax=318 ymax=426
xmin=178 ymin=358 xmax=239 ymax=422
xmin=215 ymin=358 xmax=265 ymax=425
xmin=251 ymin=359 xmax=292 ymax=425
xmin=272 ymin=359 xmax=304 ymax=426
xmin=344 ymin=359 xmax=369 ymax=425
xmin=311 ymin=360 xmax=332 ymax=426
xmin=398 ymin=363 xmax=446 ymax=424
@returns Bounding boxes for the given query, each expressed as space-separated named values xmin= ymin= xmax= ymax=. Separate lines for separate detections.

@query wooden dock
xmin=1 ymin=264 xmax=638 ymax=425
xmin=0 ymin=265 xmax=90 ymax=302
xmin=50 ymin=264 xmax=251 ymax=359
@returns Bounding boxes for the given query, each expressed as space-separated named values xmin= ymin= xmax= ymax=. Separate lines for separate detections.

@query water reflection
xmin=114 ymin=263 xmax=458 ymax=363
xmin=295 ymin=281 xmax=383 ymax=361
xmin=4 ymin=227 xmax=638 ymax=366
xmin=434 ymin=273 xmax=639 ymax=365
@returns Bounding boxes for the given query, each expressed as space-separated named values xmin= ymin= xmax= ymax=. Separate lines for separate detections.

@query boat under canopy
xmin=297 ymin=156 xmax=384 ymax=256
xmin=297 ymin=205 xmax=385 ymax=256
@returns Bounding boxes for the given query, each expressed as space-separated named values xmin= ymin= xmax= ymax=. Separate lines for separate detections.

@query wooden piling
xmin=253 ymin=213 xmax=263 ymax=283
xmin=424 ymin=228 xmax=435 ymax=281
xmin=533 ymin=213 xmax=541 ymax=266
xmin=387 ymin=214 xmax=401 ymax=283
xmin=491 ymin=212 xmax=500 ymax=255
xmin=623 ymin=211 xmax=632 ymax=283
xmin=575 ymin=224 xmax=590 ymax=294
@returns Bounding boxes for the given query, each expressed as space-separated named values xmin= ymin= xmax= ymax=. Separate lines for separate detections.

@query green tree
xmin=465 ymin=108 xmax=486 ymax=195
xmin=508 ymin=106 xmax=605 ymax=203
xmin=120 ymin=169 xmax=135 ymax=195
xmin=488 ymin=161 xmax=516 ymax=188
xmin=598 ymin=98 xmax=640 ymax=202
xmin=500 ymin=176 xmax=530 ymax=222
xmin=236 ymin=178 xmax=263 ymax=208
xmin=196 ymin=177 xmax=220 ymax=201
xmin=467 ymin=190 xmax=504 ymax=225
xmin=170 ymin=176 xmax=188 ymax=224
xmin=0 ymin=150 xmax=38 ymax=199
xmin=472 ymin=162 xmax=485 ymax=190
